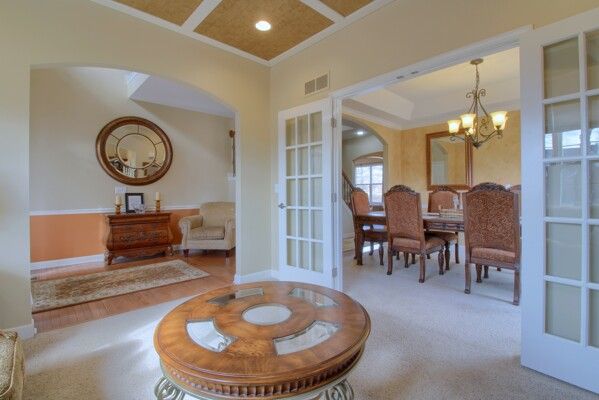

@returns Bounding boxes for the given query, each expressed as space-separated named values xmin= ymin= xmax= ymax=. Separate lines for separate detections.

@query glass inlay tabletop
xmin=289 ymin=288 xmax=338 ymax=307
xmin=155 ymin=282 xmax=370 ymax=399
xmin=242 ymin=304 xmax=292 ymax=326
xmin=274 ymin=321 xmax=339 ymax=355
xmin=186 ymin=320 xmax=235 ymax=352
xmin=208 ymin=287 xmax=264 ymax=306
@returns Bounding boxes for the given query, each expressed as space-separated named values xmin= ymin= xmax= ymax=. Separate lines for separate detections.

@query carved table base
xmin=154 ymin=375 xmax=355 ymax=400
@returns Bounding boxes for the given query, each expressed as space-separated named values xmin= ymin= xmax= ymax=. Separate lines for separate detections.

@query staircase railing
xmin=342 ymin=171 xmax=354 ymax=209
xmin=342 ymin=171 xmax=384 ymax=211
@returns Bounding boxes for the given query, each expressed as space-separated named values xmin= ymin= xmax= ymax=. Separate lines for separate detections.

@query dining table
xmin=353 ymin=210 xmax=464 ymax=266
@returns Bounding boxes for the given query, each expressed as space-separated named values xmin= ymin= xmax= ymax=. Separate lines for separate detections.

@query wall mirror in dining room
xmin=426 ymin=131 xmax=472 ymax=190
xmin=96 ymin=116 xmax=173 ymax=185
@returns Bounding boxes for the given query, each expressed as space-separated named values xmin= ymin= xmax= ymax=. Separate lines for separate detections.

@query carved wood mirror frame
xmin=426 ymin=130 xmax=473 ymax=191
xmin=96 ymin=116 xmax=173 ymax=186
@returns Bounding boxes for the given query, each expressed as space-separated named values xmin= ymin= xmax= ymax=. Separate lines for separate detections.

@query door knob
xmin=278 ymin=203 xmax=286 ymax=209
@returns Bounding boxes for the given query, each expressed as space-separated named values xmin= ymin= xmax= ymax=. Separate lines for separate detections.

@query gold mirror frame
xmin=426 ymin=130 xmax=472 ymax=190
xmin=96 ymin=116 xmax=173 ymax=186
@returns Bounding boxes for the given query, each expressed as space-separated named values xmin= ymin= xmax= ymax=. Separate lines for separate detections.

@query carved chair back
xmin=350 ymin=188 xmax=371 ymax=216
xmin=463 ymin=183 xmax=520 ymax=261
xmin=428 ymin=186 xmax=460 ymax=212
xmin=384 ymin=185 xmax=424 ymax=246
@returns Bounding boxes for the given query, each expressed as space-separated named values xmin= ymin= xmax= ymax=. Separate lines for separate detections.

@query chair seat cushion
xmin=189 ymin=226 xmax=225 ymax=240
xmin=393 ymin=234 xmax=444 ymax=251
xmin=363 ymin=224 xmax=387 ymax=233
xmin=471 ymin=247 xmax=516 ymax=264
xmin=429 ymin=231 xmax=458 ymax=243
xmin=0 ymin=331 xmax=24 ymax=400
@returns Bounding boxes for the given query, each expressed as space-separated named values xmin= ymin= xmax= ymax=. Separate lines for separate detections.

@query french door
xmin=278 ymin=99 xmax=335 ymax=288
xmin=520 ymin=7 xmax=599 ymax=393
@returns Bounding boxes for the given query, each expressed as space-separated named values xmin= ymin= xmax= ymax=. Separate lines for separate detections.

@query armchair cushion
xmin=0 ymin=331 xmax=24 ymax=400
xmin=392 ymin=234 xmax=444 ymax=252
xmin=471 ymin=247 xmax=516 ymax=264
xmin=189 ymin=226 xmax=225 ymax=241
xmin=179 ymin=202 xmax=235 ymax=252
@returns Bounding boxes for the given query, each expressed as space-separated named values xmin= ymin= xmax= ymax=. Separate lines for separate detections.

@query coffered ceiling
xmin=94 ymin=0 xmax=393 ymax=65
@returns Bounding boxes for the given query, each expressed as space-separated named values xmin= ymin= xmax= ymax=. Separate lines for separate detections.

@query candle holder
xmin=155 ymin=199 xmax=161 ymax=213
xmin=115 ymin=204 xmax=122 ymax=215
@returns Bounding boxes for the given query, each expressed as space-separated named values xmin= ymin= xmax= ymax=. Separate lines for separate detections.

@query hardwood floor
xmin=31 ymin=251 xmax=235 ymax=333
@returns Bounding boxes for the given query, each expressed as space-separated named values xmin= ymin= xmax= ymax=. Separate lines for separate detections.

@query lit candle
xmin=115 ymin=195 xmax=121 ymax=206
xmin=155 ymin=191 xmax=160 ymax=201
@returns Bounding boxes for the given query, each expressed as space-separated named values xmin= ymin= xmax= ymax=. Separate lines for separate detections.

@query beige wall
xmin=0 ymin=0 xmax=270 ymax=330
xmin=30 ymin=67 xmax=234 ymax=211
xmin=341 ymin=135 xmax=384 ymax=182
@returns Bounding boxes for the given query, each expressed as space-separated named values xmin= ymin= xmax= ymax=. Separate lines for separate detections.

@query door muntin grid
xmin=542 ymin=30 xmax=599 ymax=347
xmin=285 ymin=112 xmax=324 ymax=273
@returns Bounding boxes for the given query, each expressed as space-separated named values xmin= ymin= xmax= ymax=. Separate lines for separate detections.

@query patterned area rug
xmin=31 ymin=260 xmax=209 ymax=312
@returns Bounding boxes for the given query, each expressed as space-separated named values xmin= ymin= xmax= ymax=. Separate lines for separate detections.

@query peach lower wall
xmin=30 ymin=209 xmax=198 ymax=262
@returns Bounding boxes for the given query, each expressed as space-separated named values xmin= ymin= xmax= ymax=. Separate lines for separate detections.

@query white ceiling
xmin=341 ymin=119 xmax=375 ymax=141
xmin=344 ymin=47 xmax=520 ymax=129
xmin=127 ymin=73 xmax=234 ymax=118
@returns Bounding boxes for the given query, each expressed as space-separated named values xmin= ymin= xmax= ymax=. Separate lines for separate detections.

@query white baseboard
xmin=234 ymin=269 xmax=279 ymax=284
xmin=30 ymin=245 xmax=183 ymax=271
xmin=5 ymin=319 xmax=36 ymax=340
xmin=30 ymin=254 xmax=105 ymax=270
xmin=343 ymin=232 xmax=355 ymax=239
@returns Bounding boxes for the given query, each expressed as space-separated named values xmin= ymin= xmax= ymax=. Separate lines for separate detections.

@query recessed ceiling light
xmin=255 ymin=20 xmax=271 ymax=31
xmin=356 ymin=130 xmax=365 ymax=136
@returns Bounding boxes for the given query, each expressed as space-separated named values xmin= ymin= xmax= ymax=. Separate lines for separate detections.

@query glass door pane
xmin=544 ymin=38 xmax=580 ymax=98
xmin=283 ymin=111 xmax=325 ymax=273
xmin=587 ymin=30 xmax=599 ymax=90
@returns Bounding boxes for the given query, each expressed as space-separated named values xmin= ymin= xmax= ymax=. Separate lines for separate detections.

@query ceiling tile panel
xmin=115 ymin=0 xmax=203 ymax=25
xmin=195 ymin=0 xmax=333 ymax=61
xmin=319 ymin=0 xmax=373 ymax=17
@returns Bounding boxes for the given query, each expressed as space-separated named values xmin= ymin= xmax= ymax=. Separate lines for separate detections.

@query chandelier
xmin=447 ymin=58 xmax=507 ymax=148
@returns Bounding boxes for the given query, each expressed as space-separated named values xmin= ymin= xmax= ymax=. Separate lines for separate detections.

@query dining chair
xmin=428 ymin=186 xmax=460 ymax=267
xmin=463 ymin=183 xmax=521 ymax=305
xmin=384 ymin=185 xmax=445 ymax=282
xmin=350 ymin=188 xmax=387 ymax=265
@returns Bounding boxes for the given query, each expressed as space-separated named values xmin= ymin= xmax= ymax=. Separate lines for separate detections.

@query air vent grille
xmin=304 ymin=72 xmax=330 ymax=96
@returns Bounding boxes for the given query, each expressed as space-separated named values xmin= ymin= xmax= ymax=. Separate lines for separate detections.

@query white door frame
xmin=329 ymin=26 xmax=531 ymax=291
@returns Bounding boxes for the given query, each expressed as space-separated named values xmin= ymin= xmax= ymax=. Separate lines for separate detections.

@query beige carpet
xmin=31 ymin=260 xmax=209 ymax=312
xmin=23 ymin=253 xmax=597 ymax=399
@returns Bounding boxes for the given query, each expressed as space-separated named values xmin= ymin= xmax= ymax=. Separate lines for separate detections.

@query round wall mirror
xmin=96 ymin=116 xmax=173 ymax=185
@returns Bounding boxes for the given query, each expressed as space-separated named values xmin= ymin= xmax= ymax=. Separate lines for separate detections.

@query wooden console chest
xmin=104 ymin=212 xmax=173 ymax=265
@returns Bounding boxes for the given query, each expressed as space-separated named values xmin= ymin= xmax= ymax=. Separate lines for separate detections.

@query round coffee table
xmin=154 ymin=281 xmax=371 ymax=400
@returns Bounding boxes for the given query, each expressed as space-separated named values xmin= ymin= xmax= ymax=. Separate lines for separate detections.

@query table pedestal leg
xmin=155 ymin=376 xmax=185 ymax=400
xmin=323 ymin=379 xmax=354 ymax=400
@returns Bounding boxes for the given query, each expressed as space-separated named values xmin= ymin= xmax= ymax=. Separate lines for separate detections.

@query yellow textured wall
xmin=394 ymin=111 xmax=521 ymax=204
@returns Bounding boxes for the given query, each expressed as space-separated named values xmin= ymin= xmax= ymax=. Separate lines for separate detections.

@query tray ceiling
xmin=94 ymin=0 xmax=391 ymax=65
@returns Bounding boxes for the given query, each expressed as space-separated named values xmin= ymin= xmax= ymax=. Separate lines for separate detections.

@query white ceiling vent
xmin=304 ymin=72 xmax=329 ymax=96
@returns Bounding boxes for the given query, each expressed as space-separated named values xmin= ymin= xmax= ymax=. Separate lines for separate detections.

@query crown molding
xmin=342 ymin=107 xmax=403 ymax=130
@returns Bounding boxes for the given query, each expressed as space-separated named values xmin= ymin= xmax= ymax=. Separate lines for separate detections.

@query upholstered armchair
xmin=385 ymin=185 xmax=446 ymax=281
xmin=179 ymin=202 xmax=235 ymax=258
xmin=0 ymin=331 xmax=24 ymax=400
xmin=463 ymin=183 xmax=521 ymax=305
xmin=428 ymin=186 xmax=461 ymax=266
xmin=350 ymin=188 xmax=387 ymax=265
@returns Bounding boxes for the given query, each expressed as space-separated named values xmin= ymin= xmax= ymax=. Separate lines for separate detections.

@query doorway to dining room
xmin=335 ymin=41 xmax=521 ymax=289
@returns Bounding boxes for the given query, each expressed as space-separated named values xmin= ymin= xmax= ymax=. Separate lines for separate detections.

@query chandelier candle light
xmin=447 ymin=58 xmax=508 ymax=148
